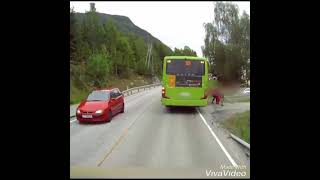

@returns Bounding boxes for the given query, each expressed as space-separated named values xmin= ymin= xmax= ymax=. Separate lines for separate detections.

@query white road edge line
xmin=197 ymin=108 xmax=238 ymax=167
xmin=70 ymin=119 xmax=77 ymax=123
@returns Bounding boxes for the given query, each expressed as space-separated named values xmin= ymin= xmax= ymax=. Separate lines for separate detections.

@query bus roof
xmin=164 ymin=56 xmax=207 ymax=61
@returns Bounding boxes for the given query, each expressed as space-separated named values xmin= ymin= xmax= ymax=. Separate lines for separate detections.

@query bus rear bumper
xmin=161 ymin=98 xmax=208 ymax=107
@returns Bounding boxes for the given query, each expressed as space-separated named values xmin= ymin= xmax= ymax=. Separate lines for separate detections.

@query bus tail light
xmin=162 ymin=87 xmax=166 ymax=97
xmin=201 ymin=93 xmax=208 ymax=99
xmin=162 ymin=87 xmax=169 ymax=98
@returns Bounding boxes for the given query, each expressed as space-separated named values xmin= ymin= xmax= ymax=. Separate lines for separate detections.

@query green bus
xmin=161 ymin=56 xmax=209 ymax=107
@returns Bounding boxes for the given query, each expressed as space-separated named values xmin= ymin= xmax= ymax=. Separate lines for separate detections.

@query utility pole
xmin=145 ymin=37 xmax=150 ymax=67
xmin=145 ymin=37 xmax=153 ymax=75
xmin=144 ymin=34 xmax=156 ymax=80
xmin=151 ymin=50 xmax=153 ymax=76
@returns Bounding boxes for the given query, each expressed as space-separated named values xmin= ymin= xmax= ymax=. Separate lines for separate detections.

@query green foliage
xmin=70 ymin=8 xmax=174 ymax=103
xmin=202 ymin=2 xmax=250 ymax=83
xmin=70 ymin=82 xmax=89 ymax=104
xmin=86 ymin=52 xmax=111 ymax=87
xmin=223 ymin=110 xmax=250 ymax=143
xmin=173 ymin=46 xmax=197 ymax=56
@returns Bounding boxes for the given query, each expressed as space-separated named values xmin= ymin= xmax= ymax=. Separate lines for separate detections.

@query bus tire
xmin=165 ymin=106 xmax=171 ymax=112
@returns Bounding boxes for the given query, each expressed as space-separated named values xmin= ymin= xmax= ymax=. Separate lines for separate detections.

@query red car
xmin=76 ymin=88 xmax=124 ymax=123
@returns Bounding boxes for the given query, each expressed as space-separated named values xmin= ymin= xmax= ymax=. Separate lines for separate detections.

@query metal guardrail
xmin=230 ymin=133 xmax=250 ymax=150
xmin=70 ymin=83 xmax=162 ymax=118
xmin=121 ymin=83 xmax=161 ymax=97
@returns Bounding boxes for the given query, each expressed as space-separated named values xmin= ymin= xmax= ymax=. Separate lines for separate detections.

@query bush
xmin=70 ymin=81 xmax=89 ymax=104
xmin=86 ymin=52 xmax=111 ymax=87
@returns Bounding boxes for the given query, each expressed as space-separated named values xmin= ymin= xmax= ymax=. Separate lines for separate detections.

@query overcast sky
xmin=70 ymin=1 xmax=250 ymax=57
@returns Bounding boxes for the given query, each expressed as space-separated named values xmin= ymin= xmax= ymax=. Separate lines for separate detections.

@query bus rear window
xmin=166 ymin=60 xmax=204 ymax=76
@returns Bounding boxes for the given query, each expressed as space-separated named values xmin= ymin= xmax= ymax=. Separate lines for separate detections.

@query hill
xmin=74 ymin=12 xmax=170 ymax=49
xmin=70 ymin=10 xmax=173 ymax=104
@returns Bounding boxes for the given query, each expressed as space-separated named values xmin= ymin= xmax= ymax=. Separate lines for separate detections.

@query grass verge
xmin=234 ymin=97 xmax=250 ymax=102
xmin=70 ymin=83 xmax=88 ymax=105
xmin=223 ymin=110 xmax=250 ymax=143
xmin=224 ymin=96 xmax=250 ymax=103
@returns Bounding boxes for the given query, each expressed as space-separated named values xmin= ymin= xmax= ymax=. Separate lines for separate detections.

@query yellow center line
xmin=97 ymin=128 xmax=129 ymax=167
xmin=96 ymin=98 xmax=156 ymax=167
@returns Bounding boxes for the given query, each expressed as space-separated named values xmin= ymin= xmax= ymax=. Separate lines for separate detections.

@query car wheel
xmin=120 ymin=103 xmax=124 ymax=113
xmin=108 ymin=111 xmax=112 ymax=122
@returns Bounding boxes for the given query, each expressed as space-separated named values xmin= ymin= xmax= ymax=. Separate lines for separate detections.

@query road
xmin=70 ymin=86 xmax=249 ymax=178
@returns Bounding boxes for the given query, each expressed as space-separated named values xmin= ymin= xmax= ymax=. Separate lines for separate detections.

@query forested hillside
xmin=70 ymin=6 xmax=207 ymax=104
xmin=70 ymin=9 xmax=175 ymax=104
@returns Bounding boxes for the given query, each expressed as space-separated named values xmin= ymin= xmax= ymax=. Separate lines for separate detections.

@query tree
xmin=70 ymin=7 xmax=77 ymax=64
xmin=103 ymin=18 xmax=120 ymax=76
xmin=86 ymin=52 xmax=111 ymax=87
xmin=239 ymin=11 xmax=250 ymax=82
xmin=173 ymin=46 xmax=197 ymax=56
xmin=116 ymin=35 xmax=134 ymax=78
xmin=202 ymin=2 xmax=250 ymax=82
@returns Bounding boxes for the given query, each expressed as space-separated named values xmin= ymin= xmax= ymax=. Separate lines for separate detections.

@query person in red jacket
xmin=211 ymin=75 xmax=224 ymax=106
xmin=211 ymin=88 xmax=222 ymax=104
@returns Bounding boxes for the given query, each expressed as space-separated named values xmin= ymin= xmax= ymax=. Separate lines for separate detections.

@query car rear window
xmin=87 ymin=91 xmax=110 ymax=101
